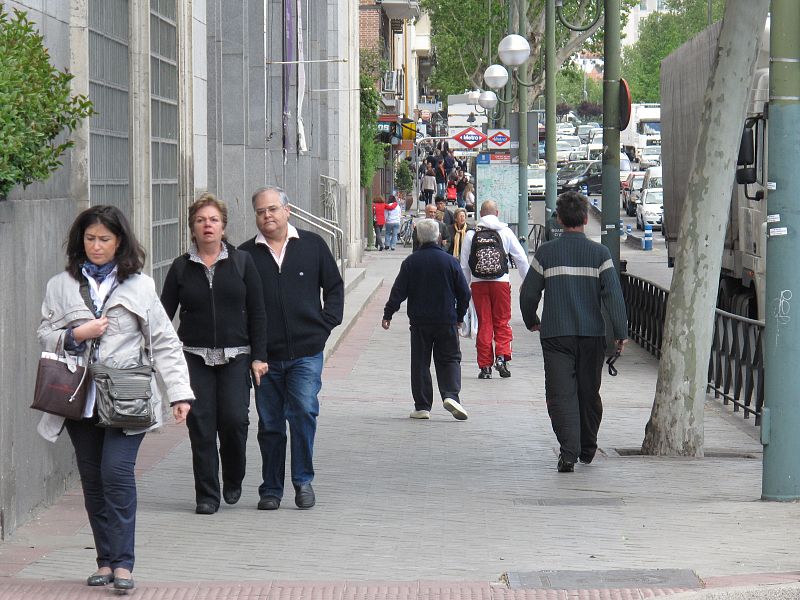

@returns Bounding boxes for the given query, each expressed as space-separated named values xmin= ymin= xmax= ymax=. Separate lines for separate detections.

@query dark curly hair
xmin=65 ymin=205 xmax=145 ymax=282
xmin=556 ymin=191 xmax=589 ymax=228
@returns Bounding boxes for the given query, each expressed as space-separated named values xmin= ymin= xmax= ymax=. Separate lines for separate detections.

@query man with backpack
xmin=459 ymin=200 xmax=529 ymax=379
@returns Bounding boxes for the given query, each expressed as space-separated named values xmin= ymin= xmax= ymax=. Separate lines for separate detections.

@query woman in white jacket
xmin=37 ymin=205 xmax=194 ymax=592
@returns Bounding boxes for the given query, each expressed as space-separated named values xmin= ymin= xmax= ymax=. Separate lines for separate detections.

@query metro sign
xmin=489 ymin=131 xmax=510 ymax=147
xmin=452 ymin=126 xmax=487 ymax=149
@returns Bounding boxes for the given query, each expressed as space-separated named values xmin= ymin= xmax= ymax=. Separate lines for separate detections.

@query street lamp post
xmin=483 ymin=29 xmax=534 ymax=252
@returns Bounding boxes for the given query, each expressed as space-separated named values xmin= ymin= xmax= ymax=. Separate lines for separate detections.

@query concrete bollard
xmin=619 ymin=219 xmax=624 ymax=237
xmin=642 ymin=223 xmax=653 ymax=251
xmin=626 ymin=224 xmax=633 ymax=234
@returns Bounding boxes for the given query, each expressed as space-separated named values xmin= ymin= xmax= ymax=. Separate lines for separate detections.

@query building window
xmin=640 ymin=0 xmax=648 ymax=10
xmin=150 ymin=0 xmax=180 ymax=290
xmin=88 ymin=0 xmax=130 ymax=213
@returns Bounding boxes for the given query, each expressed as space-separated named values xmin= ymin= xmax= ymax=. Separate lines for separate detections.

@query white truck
xmin=660 ymin=20 xmax=770 ymax=320
xmin=621 ymin=103 xmax=661 ymax=164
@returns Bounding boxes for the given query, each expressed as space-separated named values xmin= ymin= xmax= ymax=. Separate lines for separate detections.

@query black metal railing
xmin=621 ymin=274 xmax=669 ymax=359
xmin=621 ymin=273 xmax=764 ymax=424
xmin=708 ymin=310 xmax=764 ymax=424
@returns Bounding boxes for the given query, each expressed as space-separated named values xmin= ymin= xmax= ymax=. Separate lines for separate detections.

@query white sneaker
xmin=409 ymin=409 xmax=431 ymax=419
xmin=443 ymin=398 xmax=468 ymax=421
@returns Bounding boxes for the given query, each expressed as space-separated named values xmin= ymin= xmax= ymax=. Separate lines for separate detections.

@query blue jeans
xmin=255 ymin=352 xmax=323 ymax=499
xmin=65 ymin=418 xmax=145 ymax=571
xmin=384 ymin=222 xmax=400 ymax=249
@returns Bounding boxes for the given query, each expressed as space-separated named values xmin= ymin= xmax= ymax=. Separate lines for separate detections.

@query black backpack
xmin=468 ymin=227 xmax=508 ymax=279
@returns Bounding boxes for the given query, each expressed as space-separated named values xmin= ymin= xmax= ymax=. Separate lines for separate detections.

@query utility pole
xmin=517 ymin=0 xmax=529 ymax=252
xmin=601 ymin=0 xmax=620 ymax=268
xmin=762 ymin=0 xmax=800 ymax=501
xmin=544 ymin=0 xmax=557 ymax=222
xmin=501 ymin=0 xmax=515 ymax=129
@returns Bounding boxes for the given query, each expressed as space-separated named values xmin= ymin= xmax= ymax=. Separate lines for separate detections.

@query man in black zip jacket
xmin=382 ymin=218 xmax=471 ymax=421
xmin=239 ymin=186 xmax=344 ymax=511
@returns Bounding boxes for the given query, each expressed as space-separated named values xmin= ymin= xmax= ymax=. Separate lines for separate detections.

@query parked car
xmin=636 ymin=188 xmax=664 ymax=230
xmin=557 ymin=160 xmax=603 ymax=194
xmin=619 ymin=154 xmax=633 ymax=184
xmin=641 ymin=165 xmax=663 ymax=191
xmin=636 ymin=146 xmax=662 ymax=169
xmin=527 ymin=164 xmax=546 ymax=201
xmin=556 ymin=140 xmax=574 ymax=165
xmin=557 ymin=135 xmax=581 ymax=149
xmin=576 ymin=124 xmax=593 ymax=144
xmin=622 ymin=171 xmax=646 ymax=216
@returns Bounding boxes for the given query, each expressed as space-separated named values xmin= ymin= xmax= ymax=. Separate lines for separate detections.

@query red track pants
xmin=470 ymin=281 xmax=513 ymax=368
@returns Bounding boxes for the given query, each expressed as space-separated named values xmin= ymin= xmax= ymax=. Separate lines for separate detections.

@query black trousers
xmin=410 ymin=324 xmax=462 ymax=411
xmin=185 ymin=352 xmax=251 ymax=506
xmin=540 ymin=336 xmax=605 ymax=463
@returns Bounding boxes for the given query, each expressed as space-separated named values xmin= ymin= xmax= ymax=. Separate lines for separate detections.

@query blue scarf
xmin=82 ymin=260 xmax=117 ymax=283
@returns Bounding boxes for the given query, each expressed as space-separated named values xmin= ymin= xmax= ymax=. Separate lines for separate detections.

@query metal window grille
xmin=150 ymin=0 xmax=180 ymax=290
xmin=88 ymin=0 xmax=131 ymax=214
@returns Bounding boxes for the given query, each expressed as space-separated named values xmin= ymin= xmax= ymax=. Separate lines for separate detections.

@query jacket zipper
xmin=209 ymin=265 xmax=218 ymax=348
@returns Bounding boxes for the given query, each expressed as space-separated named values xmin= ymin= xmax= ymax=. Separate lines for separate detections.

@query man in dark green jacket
xmin=520 ymin=191 xmax=627 ymax=473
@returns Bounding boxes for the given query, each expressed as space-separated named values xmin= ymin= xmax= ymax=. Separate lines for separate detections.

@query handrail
xmin=289 ymin=203 xmax=346 ymax=281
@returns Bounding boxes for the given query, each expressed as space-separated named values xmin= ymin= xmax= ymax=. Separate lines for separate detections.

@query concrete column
xmin=177 ymin=0 xmax=195 ymax=250
xmin=128 ymin=0 xmax=153 ymax=271
xmin=69 ymin=0 xmax=90 ymax=210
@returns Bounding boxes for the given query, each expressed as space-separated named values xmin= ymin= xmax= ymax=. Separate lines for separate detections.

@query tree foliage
xmin=360 ymin=50 xmax=387 ymax=190
xmin=394 ymin=160 xmax=413 ymax=194
xmin=420 ymin=0 xmax=637 ymax=108
xmin=0 ymin=7 xmax=94 ymax=198
xmin=622 ymin=0 xmax=726 ymax=103
xmin=556 ymin=64 xmax=602 ymax=107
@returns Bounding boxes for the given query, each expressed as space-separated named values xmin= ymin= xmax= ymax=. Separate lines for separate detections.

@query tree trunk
xmin=641 ymin=0 xmax=769 ymax=456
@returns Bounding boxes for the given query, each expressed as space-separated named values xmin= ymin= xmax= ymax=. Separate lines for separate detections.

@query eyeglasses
xmin=255 ymin=206 xmax=285 ymax=216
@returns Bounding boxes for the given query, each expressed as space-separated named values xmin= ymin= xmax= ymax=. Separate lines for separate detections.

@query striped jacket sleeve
xmin=598 ymin=254 xmax=628 ymax=340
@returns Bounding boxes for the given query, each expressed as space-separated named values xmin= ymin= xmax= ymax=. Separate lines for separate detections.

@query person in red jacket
xmin=373 ymin=196 xmax=387 ymax=250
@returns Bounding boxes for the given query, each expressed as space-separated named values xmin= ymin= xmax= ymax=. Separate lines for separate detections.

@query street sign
xmin=490 ymin=152 xmax=511 ymax=163
xmin=452 ymin=126 xmax=487 ymax=150
xmin=487 ymin=129 xmax=512 ymax=149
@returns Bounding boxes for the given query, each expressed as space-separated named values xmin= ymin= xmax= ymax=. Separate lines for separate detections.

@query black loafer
xmin=113 ymin=576 xmax=135 ymax=591
xmin=87 ymin=572 xmax=114 ymax=586
xmin=223 ymin=486 xmax=242 ymax=505
xmin=294 ymin=483 xmax=315 ymax=509
xmin=195 ymin=502 xmax=218 ymax=514
xmin=257 ymin=496 xmax=281 ymax=510
xmin=557 ymin=455 xmax=575 ymax=473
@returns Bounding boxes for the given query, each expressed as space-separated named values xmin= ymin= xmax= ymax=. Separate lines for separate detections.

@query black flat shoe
xmin=87 ymin=572 xmax=114 ymax=586
xmin=195 ymin=502 xmax=218 ymax=514
xmin=113 ymin=576 xmax=135 ymax=591
xmin=257 ymin=496 xmax=281 ymax=510
xmin=294 ymin=483 xmax=315 ymax=509
xmin=223 ymin=486 xmax=242 ymax=505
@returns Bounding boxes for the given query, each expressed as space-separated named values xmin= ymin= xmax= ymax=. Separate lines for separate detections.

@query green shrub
xmin=394 ymin=160 xmax=412 ymax=195
xmin=0 ymin=7 xmax=94 ymax=199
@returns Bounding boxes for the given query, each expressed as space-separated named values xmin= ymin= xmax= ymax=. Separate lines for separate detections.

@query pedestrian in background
xmin=422 ymin=165 xmax=437 ymax=206
xmin=436 ymin=196 xmax=455 ymax=227
xmin=382 ymin=218 xmax=471 ymax=421
xmin=463 ymin=181 xmax=476 ymax=213
xmin=520 ymin=191 xmax=627 ymax=473
xmin=460 ymin=200 xmax=529 ymax=380
xmin=240 ymin=186 xmax=344 ymax=511
xmin=161 ymin=194 xmax=268 ymax=515
xmin=37 ymin=205 xmax=193 ymax=591
xmin=413 ymin=203 xmax=450 ymax=252
xmin=373 ymin=195 xmax=386 ymax=251
xmin=447 ymin=208 xmax=470 ymax=258
xmin=383 ymin=194 xmax=402 ymax=251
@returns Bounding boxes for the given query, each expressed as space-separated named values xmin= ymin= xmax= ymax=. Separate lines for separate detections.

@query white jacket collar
xmin=476 ymin=214 xmax=507 ymax=230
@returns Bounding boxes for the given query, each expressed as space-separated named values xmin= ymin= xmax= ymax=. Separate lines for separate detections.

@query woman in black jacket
xmin=161 ymin=194 xmax=268 ymax=514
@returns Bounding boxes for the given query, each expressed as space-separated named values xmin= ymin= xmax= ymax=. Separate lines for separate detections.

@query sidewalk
xmin=1 ymin=243 xmax=798 ymax=600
